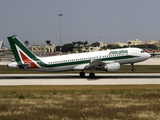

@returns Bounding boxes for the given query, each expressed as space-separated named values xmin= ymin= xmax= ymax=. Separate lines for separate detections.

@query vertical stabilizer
xmin=7 ymin=35 xmax=40 ymax=68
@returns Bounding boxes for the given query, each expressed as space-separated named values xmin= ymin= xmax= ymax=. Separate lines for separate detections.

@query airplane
xmin=145 ymin=43 xmax=160 ymax=57
xmin=0 ymin=41 xmax=4 ymax=50
xmin=0 ymin=41 xmax=5 ymax=53
xmin=7 ymin=35 xmax=150 ymax=77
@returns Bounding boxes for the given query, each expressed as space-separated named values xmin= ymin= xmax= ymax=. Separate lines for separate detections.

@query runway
xmin=0 ymin=57 xmax=160 ymax=85
xmin=0 ymin=74 xmax=160 ymax=85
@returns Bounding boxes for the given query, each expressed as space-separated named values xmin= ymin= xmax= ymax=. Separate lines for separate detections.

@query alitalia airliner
xmin=7 ymin=35 xmax=150 ymax=77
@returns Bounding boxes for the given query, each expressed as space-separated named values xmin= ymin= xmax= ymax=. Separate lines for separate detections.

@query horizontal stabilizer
xmin=18 ymin=63 xmax=30 ymax=68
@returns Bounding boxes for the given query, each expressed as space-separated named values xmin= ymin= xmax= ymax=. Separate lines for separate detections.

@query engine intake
xmin=102 ymin=62 xmax=120 ymax=72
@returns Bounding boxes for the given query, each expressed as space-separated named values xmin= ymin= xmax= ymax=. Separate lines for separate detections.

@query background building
xmin=128 ymin=39 xmax=143 ymax=46
xmin=108 ymin=42 xmax=127 ymax=47
xmin=30 ymin=41 xmax=56 ymax=55
xmin=146 ymin=39 xmax=160 ymax=48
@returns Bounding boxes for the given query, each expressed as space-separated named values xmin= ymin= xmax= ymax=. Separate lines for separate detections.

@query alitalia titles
xmin=109 ymin=50 xmax=128 ymax=55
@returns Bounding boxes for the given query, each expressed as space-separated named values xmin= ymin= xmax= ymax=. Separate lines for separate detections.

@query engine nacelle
xmin=101 ymin=62 xmax=120 ymax=72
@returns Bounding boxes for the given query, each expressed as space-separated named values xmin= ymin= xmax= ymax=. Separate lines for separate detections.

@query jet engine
xmin=101 ymin=62 xmax=120 ymax=72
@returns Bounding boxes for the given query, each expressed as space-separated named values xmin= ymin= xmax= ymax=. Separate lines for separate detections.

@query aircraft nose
xmin=147 ymin=53 xmax=151 ymax=58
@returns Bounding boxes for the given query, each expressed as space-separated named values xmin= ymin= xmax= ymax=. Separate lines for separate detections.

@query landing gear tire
xmin=80 ymin=72 xmax=85 ymax=77
xmin=131 ymin=63 xmax=136 ymax=72
xmin=132 ymin=68 xmax=136 ymax=72
xmin=89 ymin=73 xmax=95 ymax=78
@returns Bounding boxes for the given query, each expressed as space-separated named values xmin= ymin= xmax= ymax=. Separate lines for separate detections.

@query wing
xmin=84 ymin=59 xmax=115 ymax=70
xmin=84 ymin=60 xmax=105 ymax=70
xmin=73 ymin=57 xmax=117 ymax=71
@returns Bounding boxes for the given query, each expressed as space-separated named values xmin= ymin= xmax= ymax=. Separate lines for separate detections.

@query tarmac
xmin=0 ymin=74 xmax=160 ymax=85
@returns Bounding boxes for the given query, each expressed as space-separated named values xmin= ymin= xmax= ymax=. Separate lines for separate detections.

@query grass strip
xmin=0 ymin=85 xmax=160 ymax=120
xmin=0 ymin=85 xmax=160 ymax=94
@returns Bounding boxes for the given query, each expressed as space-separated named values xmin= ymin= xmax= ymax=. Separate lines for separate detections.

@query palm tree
xmin=84 ymin=41 xmax=88 ymax=46
xmin=24 ymin=41 xmax=29 ymax=47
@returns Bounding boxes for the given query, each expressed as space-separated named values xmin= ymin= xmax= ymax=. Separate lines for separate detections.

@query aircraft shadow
xmin=0 ymin=75 xmax=160 ymax=80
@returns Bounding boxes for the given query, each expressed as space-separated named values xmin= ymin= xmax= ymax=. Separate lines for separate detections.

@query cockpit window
xmin=141 ymin=51 xmax=144 ymax=53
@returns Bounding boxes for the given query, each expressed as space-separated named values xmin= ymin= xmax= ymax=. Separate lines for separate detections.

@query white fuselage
xmin=37 ymin=47 xmax=150 ymax=72
xmin=8 ymin=47 xmax=150 ymax=72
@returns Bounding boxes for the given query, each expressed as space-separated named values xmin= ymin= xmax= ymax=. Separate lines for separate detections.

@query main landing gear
xmin=79 ymin=71 xmax=95 ymax=78
xmin=80 ymin=71 xmax=85 ymax=77
xmin=89 ymin=68 xmax=96 ymax=78
xmin=131 ymin=63 xmax=136 ymax=72
xmin=89 ymin=73 xmax=95 ymax=78
xmin=79 ymin=68 xmax=96 ymax=78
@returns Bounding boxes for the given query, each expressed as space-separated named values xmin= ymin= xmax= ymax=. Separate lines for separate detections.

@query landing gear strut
xmin=80 ymin=71 xmax=85 ymax=77
xmin=89 ymin=68 xmax=96 ymax=78
xmin=131 ymin=63 xmax=136 ymax=72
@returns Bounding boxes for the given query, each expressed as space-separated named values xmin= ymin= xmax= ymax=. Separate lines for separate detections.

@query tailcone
xmin=7 ymin=62 xmax=19 ymax=68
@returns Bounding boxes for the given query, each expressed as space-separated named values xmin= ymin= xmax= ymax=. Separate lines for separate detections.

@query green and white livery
xmin=7 ymin=35 xmax=150 ymax=77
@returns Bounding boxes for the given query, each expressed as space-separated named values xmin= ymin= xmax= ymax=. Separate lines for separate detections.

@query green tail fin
xmin=7 ymin=35 xmax=39 ymax=65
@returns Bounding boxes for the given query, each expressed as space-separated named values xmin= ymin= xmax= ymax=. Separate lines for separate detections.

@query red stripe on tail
xmin=19 ymin=51 xmax=39 ymax=68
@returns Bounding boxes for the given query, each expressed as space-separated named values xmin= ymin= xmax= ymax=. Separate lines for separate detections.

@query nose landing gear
xmin=131 ymin=63 xmax=136 ymax=72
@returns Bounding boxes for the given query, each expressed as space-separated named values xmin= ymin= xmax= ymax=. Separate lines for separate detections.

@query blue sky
xmin=1 ymin=0 xmax=160 ymax=48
